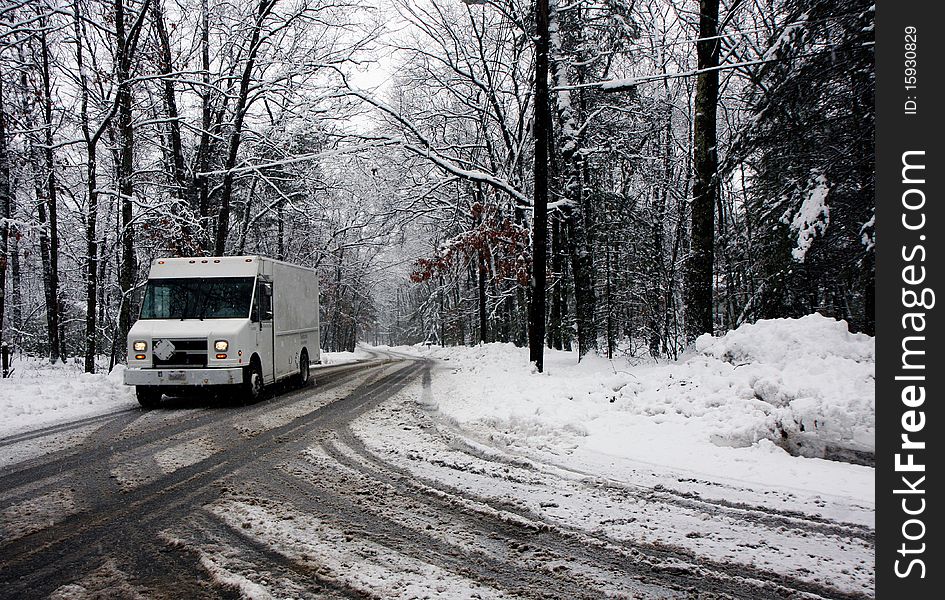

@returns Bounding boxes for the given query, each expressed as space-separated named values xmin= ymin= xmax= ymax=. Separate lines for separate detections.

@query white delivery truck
xmin=124 ymin=256 xmax=320 ymax=407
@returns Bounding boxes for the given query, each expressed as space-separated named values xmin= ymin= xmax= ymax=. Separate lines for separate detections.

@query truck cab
xmin=124 ymin=256 xmax=320 ymax=407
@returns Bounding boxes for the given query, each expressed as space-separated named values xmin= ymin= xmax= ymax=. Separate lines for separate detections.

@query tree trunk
xmin=84 ymin=159 xmax=99 ymax=374
xmin=37 ymin=26 xmax=61 ymax=363
xmin=196 ymin=0 xmax=212 ymax=248
xmin=9 ymin=193 xmax=23 ymax=346
xmin=115 ymin=0 xmax=138 ymax=364
xmin=545 ymin=61 xmax=563 ymax=353
xmin=477 ymin=251 xmax=489 ymax=344
xmin=548 ymin=215 xmax=563 ymax=350
xmin=214 ymin=0 xmax=278 ymax=256
xmin=151 ymin=0 xmax=191 ymax=253
xmin=549 ymin=0 xmax=597 ymax=359
xmin=11 ymin=215 xmax=20 ymax=344
xmin=565 ymin=210 xmax=597 ymax=355
xmin=0 ymin=76 xmax=11 ymax=350
xmin=74 ymin=2 xmax=100 ymax=373
xmin=685 ymin=0 xmax=720 ymax=341
xmin=438 ymin=275 xmax=445 ymax=347
xmin=528 ymin=0 xmax=550 ymax=372
xmin=111 ymin=0 xmax=152 ymax=363
xmin=97 ymin=237 xmax=107 ymax=338
xmin=328 ymin=245 xmax=345 ymax=352
xmin=605 ymin=239 xmax=615 ymax=359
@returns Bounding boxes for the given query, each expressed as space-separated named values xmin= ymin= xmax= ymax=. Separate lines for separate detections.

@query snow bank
xmin=397 ymin=314 xmax=873 ymax=499
xmin=319 ymin=348 xmax=368 ymax=366
xmin=0 ymin=346 xmax=373 ymax=437
xmin=695 ymin=314 xmax=874 ymax=459
xmin=0 ymin=358 xmax=136 ymax=436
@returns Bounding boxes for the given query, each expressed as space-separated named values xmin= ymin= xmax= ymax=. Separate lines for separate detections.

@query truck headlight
xmin=133 ymin=341 xmax=147 ymax=352
xmin=214 ymin=340 xmax=229 ymax=352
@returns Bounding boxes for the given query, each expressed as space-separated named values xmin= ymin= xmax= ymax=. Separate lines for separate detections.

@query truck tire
xmin=136 ymin=386 xmax=162 ymax=409
xmin=295 ymin=350 xmax=310 ymax=388
xmin=242 ymin=360 xmax=264 ymax=402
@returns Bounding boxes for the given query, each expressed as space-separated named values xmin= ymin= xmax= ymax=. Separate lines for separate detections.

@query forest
xmin=0 ymin=0 xmax=874 ymax=372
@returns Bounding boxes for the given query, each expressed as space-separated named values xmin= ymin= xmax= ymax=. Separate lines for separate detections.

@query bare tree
xmin=213 ymin=0 xmax=279 ymax=256
xmin=34 ymin=10 xmax=63 ymax=363
xmin=114 ymin=0 xmax=151 ymax=366
xmin=0 ymin=70 xmax=12 ymax=351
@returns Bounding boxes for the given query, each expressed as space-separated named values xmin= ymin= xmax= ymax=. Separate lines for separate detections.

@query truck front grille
xmin=152 ymin=339 xmax=208 ymax=368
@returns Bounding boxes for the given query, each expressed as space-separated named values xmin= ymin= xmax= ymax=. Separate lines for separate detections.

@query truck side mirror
xmin=251 ymin=283 xmax=263 ymax=324
xmin=261 ymin=283 xmax=273 ymax=321
xmin=253 ymin=281 xmax=273 ymax=325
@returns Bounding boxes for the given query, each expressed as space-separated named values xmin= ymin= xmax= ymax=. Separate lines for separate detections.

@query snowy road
xmin=0 ymin=352 xmax=871 ymax=599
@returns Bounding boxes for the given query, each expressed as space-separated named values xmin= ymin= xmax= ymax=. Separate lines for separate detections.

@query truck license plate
xmin=167 ymin=371 xmax=186 ymax=382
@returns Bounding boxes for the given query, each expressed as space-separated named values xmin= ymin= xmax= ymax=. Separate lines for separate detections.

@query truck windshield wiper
xmin=180 ymin=286 xmax=192 ymax=320
xmin=198 ymin=294 xmax=208 ymax=320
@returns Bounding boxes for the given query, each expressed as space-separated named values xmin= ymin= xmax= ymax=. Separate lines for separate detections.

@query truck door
xmin=253 ymin=279 xmax=275 ymax=384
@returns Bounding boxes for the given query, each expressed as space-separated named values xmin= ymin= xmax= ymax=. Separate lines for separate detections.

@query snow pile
xmin=695 ymin=314 xmax=874 ymax=459
xmin=0 ymin=358 xmax=136 ymax=436
xmin=402 ymin=314 xmax=873 ymax=495
xmin=319 ymin=348 xmax=369 ymax=365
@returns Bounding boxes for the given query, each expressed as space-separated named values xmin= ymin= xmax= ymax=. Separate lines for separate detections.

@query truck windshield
xmin=139 ymin=277 xmax=255 ymax=320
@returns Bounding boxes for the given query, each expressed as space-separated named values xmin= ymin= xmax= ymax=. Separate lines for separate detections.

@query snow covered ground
xmin=0 ymin=349 xmax=374 ymax=438
xmin=0 ymin=315 xmax=875 ymax=597
xmin=0 ymin=358 xmax=136 ymax=437
xmin=387 ymin=313 xmax=875 ymax=478
xmin=349 ymin=314 xmax=875 ymax=594
xmin=317 ymin=347 xmax=375 ymax=366
xmin=1 ymin=313 xmax=874 ymax=493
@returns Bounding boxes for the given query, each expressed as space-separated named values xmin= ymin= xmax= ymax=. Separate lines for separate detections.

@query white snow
xmin=387 ymin=313 xmax=874 ymax=512
xmin=860 ymin=212 xmax=876 ymax=250
xmin=0 ymin=358 xmax=137 ymax=437
xmin=787 ymin=172 xmax=831 ymax=262
xmin=695 ymin=314 xmax=874 ymax=457
xmin=206 ymin=497 xmax=507 ymax=599
xmin=1 ymin=316 xmax=875 ymax=596
xmin=319 ymin=348 xmax=373 ymax=366
xmin=0 ymin=349 xmax=373 ymax=438
xmin=198 ymin=553 xmax=275 ymax=600
xmin=346 ymin=315 xmax=874 ymax=595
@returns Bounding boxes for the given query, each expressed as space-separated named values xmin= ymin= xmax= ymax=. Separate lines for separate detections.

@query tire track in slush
xmin=317 ymin=432 xmax=803 ymax=600
xmin=416 ymin=364 xmax=872 ymax=544
xmin=0 ymin=359 xmax=390 ymax=505
xmin=0 ymin=408 xmax=140 ymax=449
xmin=0 ymin=355 xmax=869 ymax=600
xmin=0 ymin=361 xmax=418 ymax=598
xmin=254 ymin=468 xmax=620 ymax=600
xmin=182 ymin=509 xmax=373 ymax=599
xmin=332 ymin=372 xmax=871 ymax=600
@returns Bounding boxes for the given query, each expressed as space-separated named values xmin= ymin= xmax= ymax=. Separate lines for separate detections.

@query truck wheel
xmin=242 ymin=361 xmax=264 ymax=402
xmin=136 ymin=386 xmax=162 ymax=409
xmin=296 ymin=350 xmax=310 ymax=388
